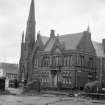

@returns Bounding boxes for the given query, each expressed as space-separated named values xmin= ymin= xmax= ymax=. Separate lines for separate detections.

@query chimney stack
xmin=50 ymin=29 xmax=55 ymax=38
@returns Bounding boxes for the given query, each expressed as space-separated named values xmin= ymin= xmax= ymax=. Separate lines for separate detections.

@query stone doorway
xmin=50 ymin=70 xmax=58 ymax=88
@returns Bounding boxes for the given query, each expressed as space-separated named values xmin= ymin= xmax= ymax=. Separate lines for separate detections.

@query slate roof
xmin=43 ymin=32 xmax=84 ymax=51
xmin=59 ymin=32 xmax=84 ymax=50
xmin=0 ymin=63 xmax=19 ymax=74
xmin=44 ymin=38 xmax=56 ymax=51
xmin=92 ymin=41 xmax=105 ymax=57
xmin=38 ymin=32 xmax=105 ymax=58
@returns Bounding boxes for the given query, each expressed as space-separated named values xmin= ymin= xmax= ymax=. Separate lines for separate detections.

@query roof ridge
xmin=40 ymin=35 xmax=49 ymax=38
xmin=59 ymin=32 xmax=83 ymax=37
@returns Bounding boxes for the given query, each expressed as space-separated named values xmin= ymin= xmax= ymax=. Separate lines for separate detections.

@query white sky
xmin=0 ymin=0 xmax=105 ymax=63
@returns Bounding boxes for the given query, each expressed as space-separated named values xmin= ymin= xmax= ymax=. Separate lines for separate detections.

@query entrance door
xmin=51 ymin=71 xmax=58 ymax=88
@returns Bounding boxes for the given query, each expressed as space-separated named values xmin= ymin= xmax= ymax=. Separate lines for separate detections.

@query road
xmin=0 ymin=88 xmax=105 ymax=105
xmin=0 ymin=95 xmax=105 ymax=105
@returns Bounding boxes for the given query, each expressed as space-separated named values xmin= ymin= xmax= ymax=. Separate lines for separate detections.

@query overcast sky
xmin=0 ymin=0 xmax=105 ymax=63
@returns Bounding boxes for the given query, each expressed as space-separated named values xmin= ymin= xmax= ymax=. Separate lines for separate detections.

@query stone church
xmin=19 ymin=0 xmax=105 ymax=89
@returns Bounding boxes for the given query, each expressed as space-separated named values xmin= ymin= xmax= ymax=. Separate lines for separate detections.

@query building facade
xmin=93 ymin=40 xmax=105 ymax=87
xmin=0 ymin=63 xmax=18 ymax=80
xmin=19 ymin=0 xmax=105 ymax=89
xmin=0 ymin=63 xmax=18 ymax=88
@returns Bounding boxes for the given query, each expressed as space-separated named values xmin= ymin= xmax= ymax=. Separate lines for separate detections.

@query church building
xmin=19 ymin=0 xmax=105 ymax=89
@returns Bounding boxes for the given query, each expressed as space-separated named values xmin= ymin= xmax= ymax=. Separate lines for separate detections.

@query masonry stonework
xmin=19 ymin=0 xmax=105 ymax=89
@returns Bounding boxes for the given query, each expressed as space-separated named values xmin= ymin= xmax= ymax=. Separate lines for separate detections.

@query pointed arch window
xmin=34 ymin=57 xmax=39 ymax=68
xmin=63 ymin=55 xmax=71 ymax=67
xmin=80 ymin=55 xmax=84 ymax=67
xmin=88 ymin=57 xmax=93 ymax=69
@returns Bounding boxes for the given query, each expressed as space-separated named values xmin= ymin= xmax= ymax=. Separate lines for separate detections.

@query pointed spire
xmin=28 ymin=0 xmax=35 ymax=22
xmin=87 ymin=24 xmax=90 ymax=32
xmin=37 ymin=31 xmax=41 ymax=40
xmin=22 ymin=31 xmax=24 ymax=43
xmin=37 ymin=31 xmax=40 ymax=36
xmin=25 ymin=0 xmax=35 ymax=44
xmin=56 ymin=34 xmax=60 ymax=42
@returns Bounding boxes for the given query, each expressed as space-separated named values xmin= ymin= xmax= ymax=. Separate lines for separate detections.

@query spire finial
xmin=57 ymin=33 xmax=59 ymax=38
xmin=37 ymin=30 xmax=40 ymax=35
xmin=87 ymin=24 xmax=90 ymax=32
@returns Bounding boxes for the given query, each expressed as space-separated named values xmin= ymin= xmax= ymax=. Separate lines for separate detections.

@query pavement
xmin=0 ymin=88 xmax=105 ymax=105
xmin=0 ymin=94 xmax=105 ymax=105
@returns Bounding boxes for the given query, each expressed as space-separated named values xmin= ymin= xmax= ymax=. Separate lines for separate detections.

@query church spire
xmin=28 ymin=0 xmax=35 ymax=22
xmin=25 ymin=0 xmax=35 ymax=44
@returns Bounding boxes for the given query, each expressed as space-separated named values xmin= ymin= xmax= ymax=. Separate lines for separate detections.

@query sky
xmin=0 ymin=0 xmax=105 ymax=63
